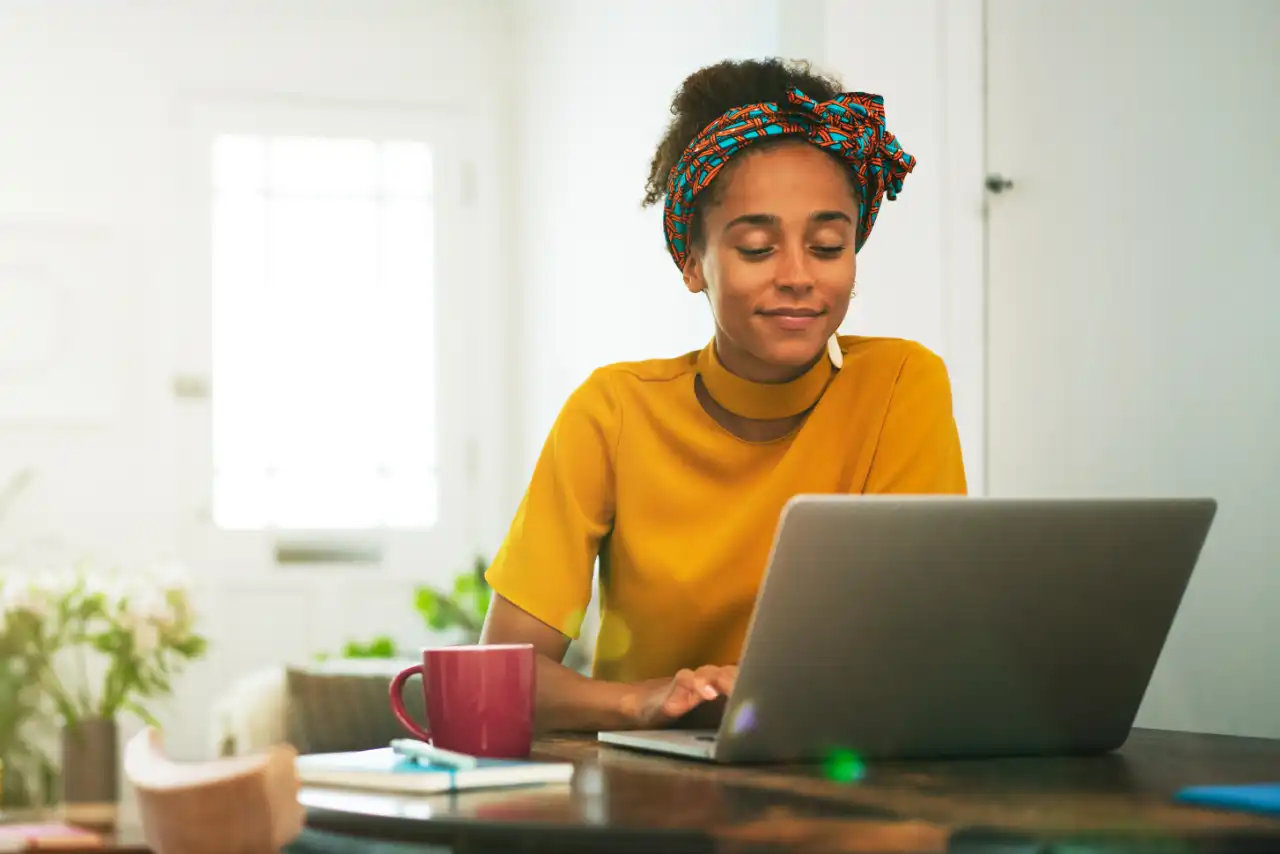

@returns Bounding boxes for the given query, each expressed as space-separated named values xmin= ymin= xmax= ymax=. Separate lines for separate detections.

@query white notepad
xmin=296 ymin=747 xmax=575 ymax=795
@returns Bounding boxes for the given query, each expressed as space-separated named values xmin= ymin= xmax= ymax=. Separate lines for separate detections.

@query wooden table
xmin=300 ymin=728 xmax=1280 ymax=853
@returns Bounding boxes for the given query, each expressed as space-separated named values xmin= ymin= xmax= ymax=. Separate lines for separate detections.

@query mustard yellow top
xmin=485 ymin=336 xmax=967 ymax=682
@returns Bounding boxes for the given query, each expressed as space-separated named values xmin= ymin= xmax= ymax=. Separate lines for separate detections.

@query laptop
xmin=598 ymin=495 xmax=1217 ymax=764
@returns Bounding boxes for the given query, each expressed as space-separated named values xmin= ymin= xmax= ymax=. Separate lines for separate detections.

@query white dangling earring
xmin=827 ymin=333 xmax=843 ymax=369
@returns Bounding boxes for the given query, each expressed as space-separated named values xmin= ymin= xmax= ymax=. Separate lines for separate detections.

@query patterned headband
xmin=662 ymin=86 xmax=916 ymax=271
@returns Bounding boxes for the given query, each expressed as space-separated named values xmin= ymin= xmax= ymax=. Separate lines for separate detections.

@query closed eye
xmin=735 ymin=244 xmax=847 ymax=260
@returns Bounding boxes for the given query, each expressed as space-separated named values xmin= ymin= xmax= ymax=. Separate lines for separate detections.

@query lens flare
xmin=594 ymin=614 xmax=632 ymax=661
xmin=729 ymin=699 xmax=757 ymax=734
xmin=561 ymin=608 xmax=586 ymax=637
xmin=823 ymin=748 xmax=866 ymax=784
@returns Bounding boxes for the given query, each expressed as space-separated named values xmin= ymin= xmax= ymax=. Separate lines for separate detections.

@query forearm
xmin=534 ymin=654 xmax=650 ymax=733
xmin=479 ymin=593 xmax=652 ymax=732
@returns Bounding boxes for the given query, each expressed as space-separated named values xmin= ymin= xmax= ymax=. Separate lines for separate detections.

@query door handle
xmin=985 ymin=173 xmax=1015 ymax=194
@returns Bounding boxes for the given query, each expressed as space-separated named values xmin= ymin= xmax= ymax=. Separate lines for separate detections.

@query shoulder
xmin=836 ymin=335 xmax=950 ymax=382
xmin=557 ymin=350 xmax=699 ymax=422
xmin=570 ymin=351 xmax=699 ymax=404
xmin=832 ymin=336 xmax=954 ymax=411
xmin=591 ymin=351 xmax=700 ymax=387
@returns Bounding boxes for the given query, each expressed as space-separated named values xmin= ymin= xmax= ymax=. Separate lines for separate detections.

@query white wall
xmin=0 ymin=0 xmax=513 ymax=562
xmin=821 ymin=0 xmax=987 ymax=493
xmin=985 ymin=0 xmax=1280 ymax=739
xmin=0 ymin=0 xmax=514 ymax=761
xmin=826 ymin=0 xmax=1279 ymax=740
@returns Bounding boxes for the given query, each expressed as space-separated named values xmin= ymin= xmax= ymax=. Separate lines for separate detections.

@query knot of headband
xmin=662 ymin=86 xmax=916 ymax=271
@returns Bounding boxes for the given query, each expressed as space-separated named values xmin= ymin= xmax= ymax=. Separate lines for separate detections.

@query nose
xmin=773 ymin=242 xmax=815 ymax=293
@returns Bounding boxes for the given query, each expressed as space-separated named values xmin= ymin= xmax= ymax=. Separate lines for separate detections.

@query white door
xmin=986 ymin=1 xmax=1280 ymax=737
xmin=164 ymin=100 xmax=486 ymax=756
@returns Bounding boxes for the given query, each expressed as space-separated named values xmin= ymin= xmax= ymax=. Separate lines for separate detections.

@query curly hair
xmin=642 ymin=58 xmax=849 ymax=250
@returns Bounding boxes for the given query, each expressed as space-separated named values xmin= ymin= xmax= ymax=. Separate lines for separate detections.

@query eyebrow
xmin=722 ymin=210 xmax=854 ymax=232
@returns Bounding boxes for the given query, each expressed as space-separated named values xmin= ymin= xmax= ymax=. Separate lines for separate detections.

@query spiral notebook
xmin=296 ymin=747 xmax=575 ymax=794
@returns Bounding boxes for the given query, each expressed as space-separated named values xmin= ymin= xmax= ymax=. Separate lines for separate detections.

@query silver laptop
xmin=598 ymin=495 xmax=1216 ymax=764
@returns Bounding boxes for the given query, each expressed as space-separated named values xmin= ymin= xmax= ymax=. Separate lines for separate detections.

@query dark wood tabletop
xmin=300 ymin=727 xmax=1280 ymax=853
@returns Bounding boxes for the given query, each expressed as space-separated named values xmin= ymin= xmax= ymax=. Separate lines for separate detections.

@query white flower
xmin=132 ymin=621 xmax=160 ymax=657
xmin=124 ymin=585 xmax=175 ymax=629
xmin=1 ymin=570 xmax=49 ymax=619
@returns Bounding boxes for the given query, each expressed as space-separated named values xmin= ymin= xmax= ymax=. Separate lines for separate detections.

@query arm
xmin=479 ymin=373 xmax=732 ymax=732
xmin=480 ymin=594 xmax=647 ymax=732
xmin=481 ymin=595 xmax=733 ymax=732
xmin=864 ymin=346 xmax=968 ymax=494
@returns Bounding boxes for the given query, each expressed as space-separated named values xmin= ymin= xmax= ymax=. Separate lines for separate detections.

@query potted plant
xmin=0 ymin=468 xmax=58 ymax=808
xmin=0 ymin=582 xmax=58 ymax=807
xmin=8 ymin=563 xmax=208 ymax=825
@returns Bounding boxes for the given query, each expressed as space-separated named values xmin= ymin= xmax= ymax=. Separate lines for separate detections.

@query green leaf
xmin=123 ymin=700 xmax=161 ymax=729
xmin=453 ymin=572 xmax=477 ymax=597
xmin=414 ymin=587 xmax=451 ymax=631
xmin=173 ymin=635 xmax=208 ymax=658
xmin=339 ymin=635 xmax=397 ymax=659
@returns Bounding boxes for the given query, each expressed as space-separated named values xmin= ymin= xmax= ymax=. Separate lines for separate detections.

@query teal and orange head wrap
xmin=662 ymin=86 xmax=916 ymax=271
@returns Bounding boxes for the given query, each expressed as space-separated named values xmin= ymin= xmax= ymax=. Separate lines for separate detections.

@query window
xmin=210 ymin=134 xmax=437 ymax=531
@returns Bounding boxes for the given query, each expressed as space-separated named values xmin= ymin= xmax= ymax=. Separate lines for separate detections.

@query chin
xmin=759 ymin=337 xmax=826 ymax=369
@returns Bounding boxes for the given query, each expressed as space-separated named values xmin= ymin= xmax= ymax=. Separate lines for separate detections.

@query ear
xmin=683 ymin=253 xmax=706 ymax=295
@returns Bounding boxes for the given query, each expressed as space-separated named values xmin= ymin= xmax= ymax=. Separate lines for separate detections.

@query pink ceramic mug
xmin=388 ymin=643 xmax=536 ymax=759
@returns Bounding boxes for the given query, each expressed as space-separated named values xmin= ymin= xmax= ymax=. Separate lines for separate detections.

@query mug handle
xmin=388 ymin=663 xmax=431 ymax=741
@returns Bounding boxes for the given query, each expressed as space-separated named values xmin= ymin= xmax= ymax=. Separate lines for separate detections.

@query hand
xmin=625 ymin=665 xmax=738 ymax=729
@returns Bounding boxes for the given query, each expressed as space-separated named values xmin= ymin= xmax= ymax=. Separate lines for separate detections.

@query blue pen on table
xmin=389 ymin=738 xmax=479 ymax=770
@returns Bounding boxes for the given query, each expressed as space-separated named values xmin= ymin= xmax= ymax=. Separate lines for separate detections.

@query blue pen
xmin=389 ymin=738 xmax=480 ymax=770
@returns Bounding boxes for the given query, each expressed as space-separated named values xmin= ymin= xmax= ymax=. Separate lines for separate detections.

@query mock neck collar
xmin=696 ymin=339 xmax=833 ymax=420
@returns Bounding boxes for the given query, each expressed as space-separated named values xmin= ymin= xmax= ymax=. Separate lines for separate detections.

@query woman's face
xmin=685 ymin=141 xmax=858 ymax=383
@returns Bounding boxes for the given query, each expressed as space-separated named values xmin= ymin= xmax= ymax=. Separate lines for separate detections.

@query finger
xmin=662 ymin=677 xmax=707 ymax=717
xmin=712 ymin=667 xmax=737 ymax=695
xmin=662 ymin=689 xmax=703 ymax=718
xmin=692 ymin=665 xmax=724 ymax=699
xmin=679 ymin=668 xmax=719 ymax=701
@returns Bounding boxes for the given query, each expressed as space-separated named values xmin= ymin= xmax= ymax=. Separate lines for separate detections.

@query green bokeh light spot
xmin=823 ymin=748 xmax=866 ymax=784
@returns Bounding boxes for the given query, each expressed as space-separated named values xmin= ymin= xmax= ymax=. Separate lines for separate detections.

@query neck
xmin=696 ymin=338 xmax=833 ymax=420
xmin=714 ymin=334 xmax=813 ymax=384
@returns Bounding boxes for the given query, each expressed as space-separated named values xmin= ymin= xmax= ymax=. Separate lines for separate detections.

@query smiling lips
xmin=758 ymin=307 xmax=825 ymax=332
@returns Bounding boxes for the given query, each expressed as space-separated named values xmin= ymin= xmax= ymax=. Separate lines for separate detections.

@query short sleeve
xmin=863 ymin=346 xmax=968 ymax=494
xmin=484 ymin=369 xmax=620 ymax=639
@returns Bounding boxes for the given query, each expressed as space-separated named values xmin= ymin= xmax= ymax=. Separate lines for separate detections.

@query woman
xmin=480 ymin=58 xmax=966 ymax=732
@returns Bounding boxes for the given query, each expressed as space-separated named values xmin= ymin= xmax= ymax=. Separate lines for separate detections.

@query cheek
xmin=707 ymin=248 xmax=774 ymax=299
xmin=818 ymin=258 xmax=858 ymax=322
xmin=704 ymin=250 xmax=770 ymax=320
